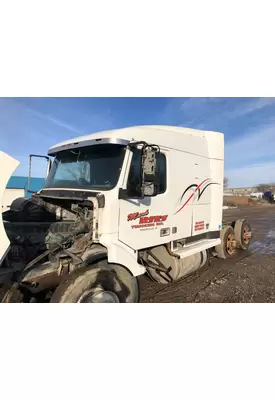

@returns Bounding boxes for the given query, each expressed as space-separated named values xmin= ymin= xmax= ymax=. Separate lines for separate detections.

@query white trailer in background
xmin=2 ymin=188 xmax=25 ymax=213
xmin=0 ymin=125 xmax=252 ymax=302
xmin=0 ymin=151 xmax=20 ymax=265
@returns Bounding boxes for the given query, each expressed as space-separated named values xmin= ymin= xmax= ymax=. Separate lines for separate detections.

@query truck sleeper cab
xmin=0 ymin=126 xmax=252 ymax=303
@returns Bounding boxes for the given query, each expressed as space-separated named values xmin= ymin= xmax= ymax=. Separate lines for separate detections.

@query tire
xmin=232 ymin=219 xmax=252 ymax=250
xmin=215 ymin=226 xmax=237 ymax=259
xmin=50 ymin=261 xmax=139 ymax=303
xmin=1 ymin=283 xmax=24 ymax=303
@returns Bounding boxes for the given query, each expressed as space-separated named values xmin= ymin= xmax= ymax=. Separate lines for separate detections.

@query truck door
xmin=118 ymin=148 xmax=171 ymax=250
xmin=118 ymin=148 xmax=193 ymax=250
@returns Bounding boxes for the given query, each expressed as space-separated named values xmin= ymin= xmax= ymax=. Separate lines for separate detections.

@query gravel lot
xmin=139 ymin=204 xmax=275 ymax=303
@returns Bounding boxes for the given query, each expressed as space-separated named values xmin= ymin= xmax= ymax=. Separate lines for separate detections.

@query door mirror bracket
xmin=28 ymin=154 xmax=52 ymax=194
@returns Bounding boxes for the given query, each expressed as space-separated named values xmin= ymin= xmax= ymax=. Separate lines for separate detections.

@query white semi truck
xmin=0 ymin=125 xmax=252 ymax=302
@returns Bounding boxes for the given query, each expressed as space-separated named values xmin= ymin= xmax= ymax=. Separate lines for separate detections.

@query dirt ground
xmin=223 ymin=195 xmax=251 ymax=206
xmin=139 ymin=204 xmax=275 ymax=303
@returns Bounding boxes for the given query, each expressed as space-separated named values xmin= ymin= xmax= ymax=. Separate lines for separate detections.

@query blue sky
xmin=1 ymin=97 xmax=275 ymax=187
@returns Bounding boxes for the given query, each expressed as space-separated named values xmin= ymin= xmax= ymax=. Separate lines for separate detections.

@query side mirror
xmin=28 ymin=154 xmax=52 ymax=194
xmin=141 ymin=145 xmax=159 ymax=197
xmin=119 ymin=142 xmax=160 ymax=200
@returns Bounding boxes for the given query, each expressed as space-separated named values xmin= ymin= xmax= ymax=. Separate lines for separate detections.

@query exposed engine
xmin=2 ymin=195 xmax=94 ymax=281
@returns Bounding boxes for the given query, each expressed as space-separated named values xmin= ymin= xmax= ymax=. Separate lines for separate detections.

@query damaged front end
xmin=0 ymin=162 xmax=106 ymax=302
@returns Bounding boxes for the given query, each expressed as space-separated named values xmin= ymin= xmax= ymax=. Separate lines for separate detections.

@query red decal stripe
xmin=175 ymin=178 xmax=210 ymax=215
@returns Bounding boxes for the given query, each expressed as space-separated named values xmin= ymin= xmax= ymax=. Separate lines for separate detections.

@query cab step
xmin=172 ymin=238 xmax=221 ymax=259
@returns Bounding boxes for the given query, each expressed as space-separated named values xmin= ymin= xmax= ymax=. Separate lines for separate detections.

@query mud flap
xmin=0 ymin=151 xmax=20 ymax=266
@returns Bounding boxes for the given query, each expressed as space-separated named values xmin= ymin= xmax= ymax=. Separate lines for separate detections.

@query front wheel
xmin=50 ymin=262 xmax=139 ymax=303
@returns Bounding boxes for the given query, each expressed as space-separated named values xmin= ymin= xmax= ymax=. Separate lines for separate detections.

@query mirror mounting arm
xmin=28 ymin=154 xmax=52 ymax=194
xmin=124 ymin=141 xmax=160 ymax=198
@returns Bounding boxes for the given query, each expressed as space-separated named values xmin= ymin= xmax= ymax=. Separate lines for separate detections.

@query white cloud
xmin=179 ymin=97 xmax=275 ymax=130
xmin=0 ymin=98 xmax=81 ymax=134
xmin=226 ymin=162 xmax=275 ymax=188
xmin=224 ymin=120 xmax=275 ymax=187
xmin=226 ymin=97 xmax=275 ymax=119
xmin=21 ymin=104 xmax=81 ymax=134
xmin=225 ymin=122 xmax=275 ymax=168
xmin=178 ymin=98 xmax=275 ymax=187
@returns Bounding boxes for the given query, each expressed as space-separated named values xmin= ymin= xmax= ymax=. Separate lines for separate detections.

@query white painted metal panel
xmin=0 ymin=151 xmax=20 ymax=265
xmin=2 ymin=188 xmax=24 ymax=212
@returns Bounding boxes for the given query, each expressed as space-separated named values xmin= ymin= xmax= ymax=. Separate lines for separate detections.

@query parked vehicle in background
xmin=263 ymin=191 xmax=275 ymax=203
xmin=250 ymin=192 xmax=263 ymax=201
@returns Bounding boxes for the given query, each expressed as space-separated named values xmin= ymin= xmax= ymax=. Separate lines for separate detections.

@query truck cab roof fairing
xmin=47 ymin=126 xmax=224 ymax=160
xmin=48 ymin=138 xmax=130 ymax=156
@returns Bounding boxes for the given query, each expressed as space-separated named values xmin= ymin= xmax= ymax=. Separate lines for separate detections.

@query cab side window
xmin=127 ymin=150 xmax=167 ymax=195
xmin=158 ymin=153 xmax=167 ymax=194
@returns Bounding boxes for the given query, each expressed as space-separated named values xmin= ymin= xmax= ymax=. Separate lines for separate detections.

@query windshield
xmin=43 ymin=144 xmax=126 ymax=190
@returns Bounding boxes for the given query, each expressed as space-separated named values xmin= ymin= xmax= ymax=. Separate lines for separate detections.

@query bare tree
xmin=223 ymin=176 xmax=229 ymax=188
xmin=256 ymin=183 xmax=275 ymax=192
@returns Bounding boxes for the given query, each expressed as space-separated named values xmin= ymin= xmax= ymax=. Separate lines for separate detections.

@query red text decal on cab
xmin=127 ymin=209 xmax=149 ymax=222
xmin=194 ymin=221 xmax=205 ymax=231
xmin=140 ymin=215 xmax=168 ymax=224
xmin=129 ymin=212 xmax=168 ymax=230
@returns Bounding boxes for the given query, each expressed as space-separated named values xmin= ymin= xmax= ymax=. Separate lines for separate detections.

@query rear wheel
xmin=232 ymin=219 xmax=252 ymax=250
xmin=50 ymin=261 xmax=139 ymax=303
xmin=215 ymin=226 xmax=237 ymax=259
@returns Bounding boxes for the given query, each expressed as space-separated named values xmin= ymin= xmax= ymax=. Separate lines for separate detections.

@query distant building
xmin=2 ymin=176 xmax=45 ymax=212
xmin=224 ymin=187 xmax=257 ymax=196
